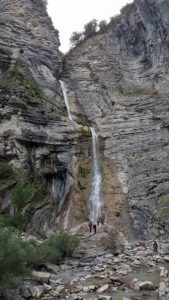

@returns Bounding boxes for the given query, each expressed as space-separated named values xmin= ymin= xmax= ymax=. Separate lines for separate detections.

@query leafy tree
xmin=84 ymin=19 xmax=98 ymax=38
xmin=70 ymin=31 xmax=83 ymax=47
xmin=99 ymin=20 xmax=108 ymax=33
xmin=109 ymin=15 xmax=119 ymax=25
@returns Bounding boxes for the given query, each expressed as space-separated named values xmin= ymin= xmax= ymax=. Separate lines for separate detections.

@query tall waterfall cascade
xmin=59 ymin=80 xmax=74 ymax=122
xmin=89 ymin=127 xmax=102 ymax=221
xmin=59 ymin=80 xmax=103 ymax=222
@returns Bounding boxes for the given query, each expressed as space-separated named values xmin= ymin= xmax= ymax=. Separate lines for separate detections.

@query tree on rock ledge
xmin=70 ymin=31 xmax=83 ymax=47
xmin=84 ymin=19 xmax=98 ymax=38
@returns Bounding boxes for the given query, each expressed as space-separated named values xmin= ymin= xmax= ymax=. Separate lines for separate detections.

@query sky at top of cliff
xmin=47 ymin=0 xmax=133 ymax=53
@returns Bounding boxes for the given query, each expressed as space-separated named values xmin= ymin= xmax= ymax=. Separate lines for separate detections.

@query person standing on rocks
xmin=93 ymin=221 xmax=97 ymax=234
xmin=100 ymin=212 xmax=105 ymax=226
xmin=97 ymin=215 xmax=100 ymax=227
xmin=153 ymin=240 xmax=158 ymax=253
xmin=88 ymin=220 xmax=93 ymax=233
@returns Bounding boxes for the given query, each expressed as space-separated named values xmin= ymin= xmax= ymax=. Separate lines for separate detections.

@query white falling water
xmin=59 ymin=80 xmax=103 ymax=222
xmin=89 ymin=127 xmax=102 ymax=221
xmin=59 ymin=80 xmax=74 ymax=121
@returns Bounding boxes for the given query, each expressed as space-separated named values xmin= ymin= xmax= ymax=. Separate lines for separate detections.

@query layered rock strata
xmin=64 ymin=0 xmax=169 ymax=239
xmin=0 ymin=0 xmax=92 ymax=236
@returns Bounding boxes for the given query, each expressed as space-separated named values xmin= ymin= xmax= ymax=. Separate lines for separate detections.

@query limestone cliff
xmin=0 ymin=0 xmax=92 ymax=237
xmin=63 ymin=0 xmax=169 ymax=239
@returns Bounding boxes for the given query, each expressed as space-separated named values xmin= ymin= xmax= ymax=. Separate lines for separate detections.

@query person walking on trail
xmin=153 ymin=240 xmax=158 ymax=253
xmin=93 ymin=222 xmax=97 ymax=234
xmin=88 ymin=220 xmax=93 ymax=233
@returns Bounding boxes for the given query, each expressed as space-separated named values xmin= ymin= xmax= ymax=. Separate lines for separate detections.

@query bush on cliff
xmin=84 ymin=19 xmax=98 ymax=38
xmin=70 ymin=31 xmax=83 ymax=47
xmin=11 ymin=179 xmax=38 ymax=210
xmin=0 ymin=162 xmax=14 ymax=186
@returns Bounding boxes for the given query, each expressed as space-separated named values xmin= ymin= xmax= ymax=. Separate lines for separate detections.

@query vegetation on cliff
xmin=69 ymin=3 xmax=134 ymax=47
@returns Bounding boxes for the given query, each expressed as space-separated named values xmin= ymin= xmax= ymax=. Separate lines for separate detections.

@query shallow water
xmin=112 ymin=265 xmax=162 ymax=300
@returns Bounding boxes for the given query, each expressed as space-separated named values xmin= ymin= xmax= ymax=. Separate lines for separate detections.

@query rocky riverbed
xmin=20 ymin=225 xmax=169 ymax=300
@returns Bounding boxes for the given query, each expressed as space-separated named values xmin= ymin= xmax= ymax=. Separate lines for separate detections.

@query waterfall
xmin=89 ymin=127 xmax=102 ymax=221
xmin=59 ymin=80 xmax=74 ymax=121
xmin=59 ymin=80 xmax=103 ymax=223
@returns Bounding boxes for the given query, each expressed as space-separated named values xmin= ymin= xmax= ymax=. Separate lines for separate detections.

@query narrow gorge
xmin=1 ymin=0 xmax=169 ymax=299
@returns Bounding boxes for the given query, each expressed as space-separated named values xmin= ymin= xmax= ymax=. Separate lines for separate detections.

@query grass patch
xmin=78 ymin=127 xmax=91 ymax=138
xmin=79 ymin=164 xmax=90 ymax=178
xmin=8 ymin=66 xmax=45 ymax=105
xmin=101 ymin=159 xmax=109 ymax=177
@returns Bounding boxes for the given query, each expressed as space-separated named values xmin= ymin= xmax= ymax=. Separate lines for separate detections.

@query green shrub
xmin=0 ymin=230 xmax=30 ymax=294
xmin=0 ymin=162 xmax=14 ymax=186
xmin=99 ymin=20 xmax=108 ymax=33
xmin=9 ymin=67 xmax=24 ymax=81
xmin=39 ymin=234 xmax=79 ymax=264
xmin=78 ymin=127 xmax=91 ymax=138
xmin=84 ymin=19 xmax=98 ymax=38
xmin=11 ymin=179 xmax=37 ymax=210
xmin=8 ymin=66 xmax=45 ymax=105
xmin=79 ymin=165 xmax=90 ymax=178
xmin=70 ymin=31 xmax=83 ymax=47
xmin=109 ymin=14 xmax=120 ymax=25
xmin=0 ymin=230 xmax=78 ymax=296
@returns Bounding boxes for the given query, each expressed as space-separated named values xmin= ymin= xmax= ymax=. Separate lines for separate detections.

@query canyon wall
xmin=1 ymin=0 xmax=169 ymax=240
xmin=63 ymin=0 xmax=169 ymax=239
xmin=0 ymin=0 xmax=92 ymax=237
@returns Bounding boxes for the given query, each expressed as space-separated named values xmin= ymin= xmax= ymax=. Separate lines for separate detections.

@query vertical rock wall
xmin=64 ymin=0 xmax=169 ymax=239
xmin=0 ymin=0 xmax=93 ymax=237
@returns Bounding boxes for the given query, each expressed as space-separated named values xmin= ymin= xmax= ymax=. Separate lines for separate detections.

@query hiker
xmin=153 ymin=240 xmax=158 ymax=253
xmin=88 ymin=220 xmax=93 ymax=233
xmin=139 ymin=241 xmax=147 ymax=249
xmin=100 ymin=212 xmax=105 ymax=226
xmin=97 ymin=215 xmax=100 ymax=227
xmin=93 ymin=222 xmax=97 ymax=234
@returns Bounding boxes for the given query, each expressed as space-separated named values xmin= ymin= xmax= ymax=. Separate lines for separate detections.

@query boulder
xmin=139 ymin=281 xmax=156 ymax=291
xmin=96 ymin=284 xmax=109 ymax=293
xmin=98 ymin=296 xmax=112 ymax=300
xmin=32 ymin=271 xmax=50 ymax=284
xmin=163 ymin=255 xmax=169 ymax=262
xmin=28 ymin=285 xmax=45 ymax=298
xmin=159 ymin=282 xmax=167 ymax=297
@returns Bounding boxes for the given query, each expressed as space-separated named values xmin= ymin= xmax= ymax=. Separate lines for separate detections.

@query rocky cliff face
xmin=63 ymin=0 xmax=169 ymax=239
xmin=0 ymin=0 xmax=93 ymax=237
